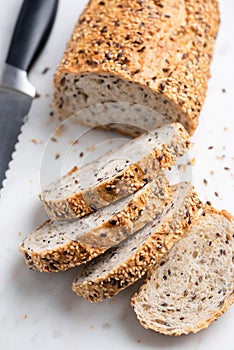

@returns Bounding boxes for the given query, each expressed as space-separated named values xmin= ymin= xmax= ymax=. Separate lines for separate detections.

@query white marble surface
xmin=0 ymin=1 xmax=233 ymax=349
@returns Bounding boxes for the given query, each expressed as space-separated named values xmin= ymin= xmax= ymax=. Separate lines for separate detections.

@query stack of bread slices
xmin=19 ymin=122 xmax=234 ymax=336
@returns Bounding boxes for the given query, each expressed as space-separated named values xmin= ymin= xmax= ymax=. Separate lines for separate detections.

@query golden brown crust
xmin=71 ymin=187 xmax=203 ymax=301
xmin=204 ymin=203 xmax=234 ymax=223
xmin=131 ymin=293 xmax=234 ymax=336
xmin=20 ymin=178 xmax=171 ymax=272
xmin=54 ymin=0 xmax=220 ymax=134
xmin=40 ymin=123 xmax=189 ymax=221
xmin=131 ymin=207 xmax=234 ymax=336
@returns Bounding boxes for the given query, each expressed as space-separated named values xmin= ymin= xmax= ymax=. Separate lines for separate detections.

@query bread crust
xmin=19 ymin=178 xmax=171 ymax=272
xmin=40 ymin=123 xmax=190 ymax=221
xmin=131 ymin=207 xmax=234 ymax=336
xmin=131 ymin=294 xmax=234 ymax=336
xmin=54 ymin=0 xmax=220 ymax=135
xmin=71 ymin=185 xmax=202 ymax=301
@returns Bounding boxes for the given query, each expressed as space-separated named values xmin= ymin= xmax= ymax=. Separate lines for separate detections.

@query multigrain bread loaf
xmin=54 ymin=0 xmax=220 ymax=136
xmin=19 ymin=180 xmax=170 ymax=272
xmin=71 ymin=182 xmax=202 ymax=301
xmin=131 ymin=206 xmax=234 ymax=336
xmin=40 ymin=123 xmax=189 ymax=221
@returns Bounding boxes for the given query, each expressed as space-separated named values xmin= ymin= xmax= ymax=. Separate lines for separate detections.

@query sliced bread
xmin=71 ymin=182 xmax=202 ymax=301
xmin=54 ymin=0 xmax=220 ymax=136
xmin=19 ymin=178 xmax=170 ymax=272
xmin=40 ymin=123 xmax=190 ymax=221
xmin=131 ymin=206 xmax=234 ymax=336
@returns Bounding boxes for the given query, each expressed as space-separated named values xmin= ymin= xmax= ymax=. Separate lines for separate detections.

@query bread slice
xmin=19 ymin=179 xmax=170 ymax=272
xmin=54 ymin=0 xmax=219 ymax=136
xmin=71 ymin=182 xmax=202 ymax=301
xmin=131 ymin=206 xmax=234 ymax=336
xmin=40 ymin=123 xmax=189 ymax=221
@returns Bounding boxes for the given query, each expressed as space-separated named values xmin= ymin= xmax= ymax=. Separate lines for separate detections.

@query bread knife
xmin=0 ymin=0 xmax=59 ymax=188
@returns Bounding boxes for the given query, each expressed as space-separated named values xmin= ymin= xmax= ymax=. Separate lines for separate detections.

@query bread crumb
xmin=18 ymin=232 xmax=22 ymax=237
xmin=136 ymin=339 xmax=141 ymax=343
xmin=86 ymin=145 xmax=97 ymax=153
xmin=51 ymin=137 xmax=58 ymax=143
xmin=224 ymin=167 xmax=230 ymax=171
xmin=210 ymin=170 xmax=215 ymax=175
xmin=203 ymin=179 xmax=208 ymax=186
xmin=31 ymin=139 xmax=37 ymax=144
xmin=90 ymin=325 xmax=94 ymax=330
xmin=110 ymin=299 xmax=115 ymax=304
xmin=188 ymin=157 xmax=196 ymax=166
xmin=222 ymin=88 xmax=226 ymax=93
xmin=216 ymin=155 xmax=225 ymax=161
xmin=55 ymin=153 xmax=60 ymax=160
xmin=55 ymin=124 xmax=68 ymax=137
xmin=35 ymin=92 xmax=41 ymax=99
xmin=71 ymin=139 xmax=79 ymax=145
xmin=214 ymin=191 xmax=219 ymax=197
xmin=224 ymin=126 xmax=228 ymax=132
xmin=42 ymin=67 xmax=50 ymax=74
xmin=45 ymin=115 xmax=55 ymax=125
xmin=24 ymin=314 xmax=28 ymax=319
xmin=208 ymin=146 xmax=213 ymax=150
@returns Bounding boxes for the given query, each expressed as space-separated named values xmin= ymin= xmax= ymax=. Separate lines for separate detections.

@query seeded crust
xmin=40 ymin=123 xmax=190 ymax=221
xmin=54 ymin=0 xmax=220 ymax=136
xmin=19 ymin=179 xmax=170 ymax=272
xmin=131 ymin=206 xmax=234 ymax=336
xmin=71 ymin=183 xmax=202 ymax=301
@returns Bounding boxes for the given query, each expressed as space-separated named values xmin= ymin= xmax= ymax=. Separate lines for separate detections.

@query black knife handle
xmin=6 ymin=0 xmax=59 ymax=72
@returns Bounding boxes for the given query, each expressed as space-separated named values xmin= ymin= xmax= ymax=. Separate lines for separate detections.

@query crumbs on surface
xmin=86 ymin=145 xmax=97 ymax=153
xmin=203 ymin=179 xmax=208 ymax=186
xmin=18 ymin=232 xmax=22 ymax=237
xmin=46 ymin=115 xmax=55 ymax=126
xmin=42 ymin=67 xmax=50 ymax=74
xmin=35 ymin=92 xmax=41 ymax=99
xmin=24 ymin=314 xmax=28 ymax=319
xmin=71 ymin=139 xmax=79 ymax=145
xmin=90 ymin=325 xmax=94 ymax=330
xmin=216 ymin=155 xmax=225 ymax=161
xmin=187 ymin=157 xmax=196 ymax=166
xmin=31 ymin=139 xmax=43 ymax=145
xmin=55 ymin=124 xmax=68 ymax=137
xmin=50 ymin=137 xmax=58 ymax=143
xmin=55 ymin=153 xmax=60 ymax=160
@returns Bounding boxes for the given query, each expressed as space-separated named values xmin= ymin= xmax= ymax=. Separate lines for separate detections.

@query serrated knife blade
xmin=0 ymin=0 xmax=58 ymax=189
xmin=0 ymin=66 xmax=34 ymax=186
